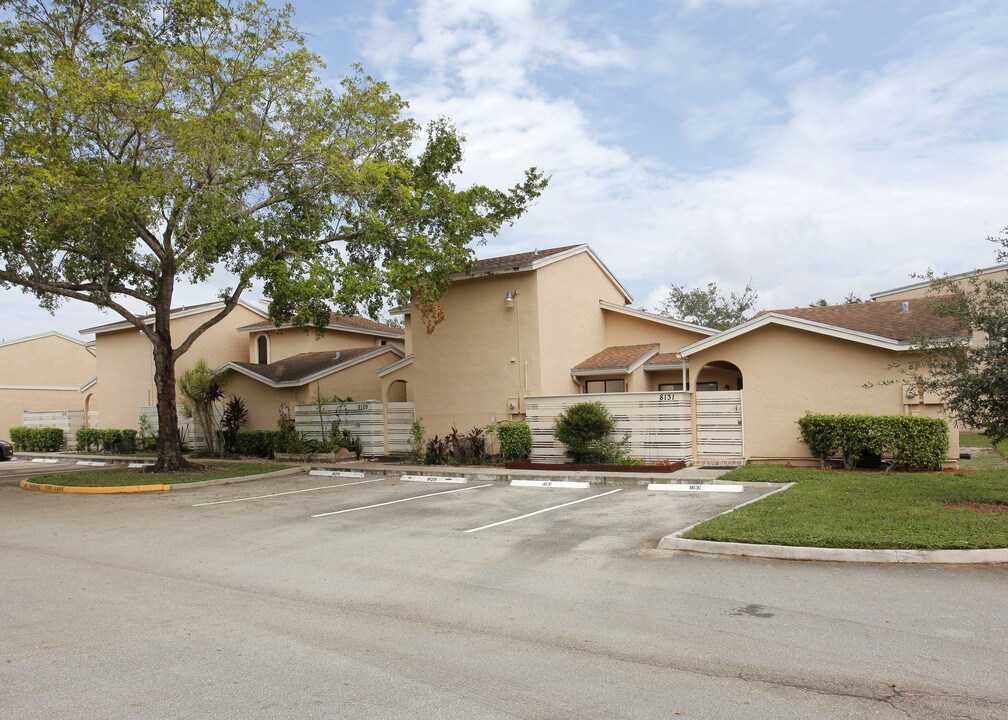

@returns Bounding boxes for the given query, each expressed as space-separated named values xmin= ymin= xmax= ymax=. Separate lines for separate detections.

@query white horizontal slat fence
xmin=524 ymin=392 xmax=693 ymax=463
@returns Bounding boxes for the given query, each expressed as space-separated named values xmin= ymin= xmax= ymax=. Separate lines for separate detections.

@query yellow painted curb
xmin=19 ymin=480 xmax=172 ymax=494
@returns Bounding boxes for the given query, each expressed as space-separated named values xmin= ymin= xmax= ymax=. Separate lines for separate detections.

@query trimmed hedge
xmin=9 ymin=426 xmax=65 ymax=452
xmin=797 ymin=414 xmax=949 ymax=471
xmin=235 ymin=430 xmax=279 ymax=458
xmin=74 ymin=428 xmax=138 ymax=454
xmin=497 ymin=422 xmax=532 ymax=460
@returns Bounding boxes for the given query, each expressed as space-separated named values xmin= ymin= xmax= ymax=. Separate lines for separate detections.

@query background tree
xmin=0 ymin=0 xmax=546 ymax=470
xmin=656 ymin=281 xmax=757 ymax=330
xmin=910 ymin=233 xmax=1008 ymax=445
xmin=809 ymin=292 xmax=864 ymax=307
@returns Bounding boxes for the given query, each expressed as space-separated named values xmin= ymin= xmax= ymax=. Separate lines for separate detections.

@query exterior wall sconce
xmin=505 ymin=290 xmax=517 ymax=306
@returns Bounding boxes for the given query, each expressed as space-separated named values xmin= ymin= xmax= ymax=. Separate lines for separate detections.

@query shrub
xmin=425 ymin=436 xmax=448 ymax=465
xmin=553 ymin=402 xmax=617 ymax=463
xmin=497 ymin=422 xmax=532 ymax=460
xmin=235 ymin=430 xmax=279 ymax=458
xmin=408 ymin=418 xmax=426 ymax=463
xmin=798 ymin=414 xmax=949 ymax=471
xmin=10 ymin=426 xmax=64 ymax=452
xmin=220 ymin=396 xmax=249 ymax=454
xmin=75 ymin=428 xmax=137 ymax=453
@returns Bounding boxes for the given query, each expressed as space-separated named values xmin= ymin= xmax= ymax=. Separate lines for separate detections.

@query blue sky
xmin=4 ymin=0 xmax=1008 ymax=340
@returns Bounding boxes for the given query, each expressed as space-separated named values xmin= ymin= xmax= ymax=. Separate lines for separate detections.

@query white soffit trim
xmin=598 ymin=300 xmax=717 ymax=335
xmin=79 ymin=377 xmax=97 ymax=392
xmin=377 ymin=354 xmax=414 ymax=378
xmin=678 ymin=313 xmax=907 ymax=356
xmin=870 ymin=263 xmax=1008 ymax=300
xmin=79 ymin=299 xmax=269 ymax=336
xmin=0 ymin=384 xmax=83 ymax=391
xmin=0 ymin=330 xmax=91 ymax=348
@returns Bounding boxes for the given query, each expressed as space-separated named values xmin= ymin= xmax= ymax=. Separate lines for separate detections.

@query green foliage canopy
xmin=910 ymin=233 xmax=1008 ymax=445
xmin=0 ymin=0 xmax=546 ymax=469
xmin=656 ymin=281 xmax=757 ymax=330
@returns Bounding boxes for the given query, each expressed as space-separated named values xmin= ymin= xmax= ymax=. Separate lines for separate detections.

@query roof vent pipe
xmin=901 ymin=301 xmax=910 ymax=313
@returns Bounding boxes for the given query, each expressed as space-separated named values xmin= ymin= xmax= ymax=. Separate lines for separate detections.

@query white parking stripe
xmin=463 ymin=488 xmax=623 ymax=533
xmin=192 ymin=478 xmax=384 ymax=506
xmin=312 ymin=483 xmax=492 ymax=518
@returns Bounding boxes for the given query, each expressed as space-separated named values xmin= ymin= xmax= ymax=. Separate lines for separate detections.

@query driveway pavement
xmin=1 ymin=470 xmax=1005 ymax=719
xmin=0 ymin=457 xmax=89 ymax=485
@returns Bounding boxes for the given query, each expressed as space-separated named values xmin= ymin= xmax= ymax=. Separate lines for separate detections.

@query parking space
xmin=0 ymin=458 xmax=91 ymax=485
xmin=184 ymin=469 xmax=774 ymax=552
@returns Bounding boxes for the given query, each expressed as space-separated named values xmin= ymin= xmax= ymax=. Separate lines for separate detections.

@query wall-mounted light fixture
xmin=504 ymin=289 xmax=517 ymax=306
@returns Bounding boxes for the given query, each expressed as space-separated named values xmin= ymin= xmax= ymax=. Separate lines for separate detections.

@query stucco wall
xmin=95 ymin=305 xmax=266 ymax=430
xmin=247 ymin=327 xmax=398 ymax=363
xmin=399 ymin=271 xmax=541 ymax=439
xmin=686 ymin=324 xmax=958 ymax=464
xmin=0 ymin=334 xmax=97 ymax=438
xmin=603 ymin=311 xmax=708 ymax=353
xmin=536 ymin=252 xmax=626 ymax=396
xmin=223 ymin=374 xmax=297 ymax=432
xmin=291 ymin=353 xmax=393 ymax=406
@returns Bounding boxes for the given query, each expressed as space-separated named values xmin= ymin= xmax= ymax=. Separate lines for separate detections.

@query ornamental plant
xmin=553 ymin=402 xmax=617 ymax=463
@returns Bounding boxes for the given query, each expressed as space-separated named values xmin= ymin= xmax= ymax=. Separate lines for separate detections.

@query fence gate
xmin=695 ymin=390 xmax=744 ymax=462
xmin=386 ymin=402 xmax=415 ymax=454
xmin=524 ymin=391 xmax=692 ymax=463
xmin=294 ymin=400 xmax=385 ymax=457
xmin=139 ymin=406 xmax=206 ymax=450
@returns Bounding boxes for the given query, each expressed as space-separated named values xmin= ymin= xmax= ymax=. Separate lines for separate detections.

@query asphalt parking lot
xmin=2 ymin=469 xmax=1006 ymax=720
xmin=0 ymin=457 xmax=90 ymax=485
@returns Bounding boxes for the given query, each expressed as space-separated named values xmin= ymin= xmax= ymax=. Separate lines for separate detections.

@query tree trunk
xmin=151 ymin=326 xmax=194 ymax=472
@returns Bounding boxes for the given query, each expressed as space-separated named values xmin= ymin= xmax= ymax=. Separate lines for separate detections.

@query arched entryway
xmin=695 ymin=360 xmax=743 ymax=392
xmin=693 ymin=360 xmax=744 ymax=463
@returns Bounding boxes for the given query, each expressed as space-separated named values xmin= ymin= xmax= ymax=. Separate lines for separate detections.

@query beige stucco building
xmin=0 ymin=332 xmax=97 ymax=439
xmin=2 ymin=243 xmax=979 ymax=467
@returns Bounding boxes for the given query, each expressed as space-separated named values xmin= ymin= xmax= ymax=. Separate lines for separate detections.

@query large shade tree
xmin=911 ymin=233 xmax=1008 ymax=446
xmin=0 ymin=0 xmax=546 ymax=470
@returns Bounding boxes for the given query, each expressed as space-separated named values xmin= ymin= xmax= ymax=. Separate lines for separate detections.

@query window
xmin=256 ymin=335 xmax=269 ymax=364
xmin=696 ymin=381 xmax=719 ymax=392
xmin=658 ymin=383 xmax=687 ymax=391
xmin=584 ymin=379 xmax=625 ymax=393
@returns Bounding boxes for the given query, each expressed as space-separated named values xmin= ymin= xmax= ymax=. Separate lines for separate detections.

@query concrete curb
xmin=657 ymin=536 xmax=1008 ymax=564
xmin=658 ymin=482 xmax=1008 ymax=564
xmin=19 ymin=480 xmax=171 ymax=494
xmin=18 ymin=466 xmax=308 ymax=494
xmin=328 ymin=462 xmax=731 ymax=486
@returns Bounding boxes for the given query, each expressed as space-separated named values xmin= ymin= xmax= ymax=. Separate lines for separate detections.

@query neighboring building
xmin=78 ymin=302 xmax=404 ymax=432
xmin=0 ymin=332 xmax=97 ymax=439
xmin=870 ymin=263 xmax=1008 ymax=302
xmin=79 ymin=301 xmax=272 ymax=430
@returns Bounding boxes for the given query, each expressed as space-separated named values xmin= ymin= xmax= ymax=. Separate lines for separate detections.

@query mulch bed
xmin=504 ymin=460 xmax=686 ymax=473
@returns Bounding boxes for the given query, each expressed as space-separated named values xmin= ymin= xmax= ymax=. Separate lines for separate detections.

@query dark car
xmin=0 ymin=440 xmax=13 ymax=461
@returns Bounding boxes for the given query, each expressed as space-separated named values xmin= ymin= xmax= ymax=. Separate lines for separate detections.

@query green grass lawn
xmin=33 ymin=461 xmax=294 ymax=487
xmin=960 ymin=432 xmax=998 ymax=449
xmin=685 ymin=464 xmax=1008 ymax=550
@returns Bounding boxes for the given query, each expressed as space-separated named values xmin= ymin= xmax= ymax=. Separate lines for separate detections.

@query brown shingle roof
xmin=644 ymin=352 xmax=682 ymax=367
xmin=573 ymin=344 xmax=660 ymax=372
xmin=240 ymin=313 xmax=404 ymax=336
xmin=468 ymin=245 xmax=581 ymax=274
xmin=758 ymin=297 xmax=968 ymax=341
xmin=228 ymin=348 xmax=380 ymax=384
